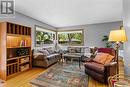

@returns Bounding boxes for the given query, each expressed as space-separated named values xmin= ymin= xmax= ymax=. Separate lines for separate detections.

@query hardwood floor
xmin=5 ymin=60 xmax=124 ymax=87
xmin=5 ymin=68 xmax=45 ymax=87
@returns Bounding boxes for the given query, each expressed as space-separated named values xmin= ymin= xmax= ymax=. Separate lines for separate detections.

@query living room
xmin=0 ymin=0 xmax=130 ymax=87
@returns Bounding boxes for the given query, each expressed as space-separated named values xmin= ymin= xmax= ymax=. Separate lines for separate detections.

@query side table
xmin=114 ymin=80 xmax=130 ymax=87
xmin=108 ymin=74 xmax=130 ymax=87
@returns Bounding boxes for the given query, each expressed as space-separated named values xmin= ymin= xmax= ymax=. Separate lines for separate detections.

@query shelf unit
xmin=0 ymin=22 xmax=32 ymax=80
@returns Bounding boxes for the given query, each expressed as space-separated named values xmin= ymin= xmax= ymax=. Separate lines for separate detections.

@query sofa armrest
xmin=34 ymin=54 xmax=47 ymax=61
xmin=104 ymin=62 xmax=117 ymax=67
xmin=85 ymin=57 xmax=94 ymax=62
xmin=104 ymin=62 xmax=117 ymax=81
xmin=33 ymin=53 xmax=43 ymax=58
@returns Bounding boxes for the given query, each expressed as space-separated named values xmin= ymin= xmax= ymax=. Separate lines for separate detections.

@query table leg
xmin=62 ymin=56 xmax=64 ymax=64
xmin=79 ymin=56 xmax=83 ymax=69
xmin=79 ymin=57 xmax=81 ymax=69
xmin=71 ymin=58 xmax=73 ymax=63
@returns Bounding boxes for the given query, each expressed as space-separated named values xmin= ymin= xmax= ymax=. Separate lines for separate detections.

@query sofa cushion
xmin=75 ymin=48 xmax=81 ymax=53
xmin=93 ymin=53 xmax=109 ymax=64
xmin=33 ymin=53 xmax=43 ymax=59
xmin=43 ymin=47 xmax=55 ymax=54
xmin=84 ymin=62 xmax=105 ymax=74
xmin=90 ymin=47 xmax=98 ymax=54
xmin=105 ymin=54 xmax=115 ymax=64
xmin=68 ymin=47 xmax=76 ymax=53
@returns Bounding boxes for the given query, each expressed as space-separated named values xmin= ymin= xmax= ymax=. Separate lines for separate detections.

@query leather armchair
xmin=84 ymin=48 xmax=117 ymax=83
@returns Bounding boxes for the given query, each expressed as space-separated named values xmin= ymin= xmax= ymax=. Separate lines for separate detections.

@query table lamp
xmin=108 ymin=29 xmax=127 ymax=74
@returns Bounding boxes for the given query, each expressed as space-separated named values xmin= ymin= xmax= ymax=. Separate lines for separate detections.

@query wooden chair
xmin=108 ymin=74 xmax=130 ymax=87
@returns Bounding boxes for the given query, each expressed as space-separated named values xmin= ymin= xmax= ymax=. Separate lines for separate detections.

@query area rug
xmin=30 ymin=63 xmax=88 ymax=87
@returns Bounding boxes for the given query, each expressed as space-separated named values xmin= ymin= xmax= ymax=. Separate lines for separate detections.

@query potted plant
xmin=102 ymin=35 xmax=112 ymax=48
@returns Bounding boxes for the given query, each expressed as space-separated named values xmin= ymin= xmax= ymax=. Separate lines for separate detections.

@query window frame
xmin=57 ymin=29 xmax=84 ymax=46
xmin=35 ymin=25 xmax=56 ymax=47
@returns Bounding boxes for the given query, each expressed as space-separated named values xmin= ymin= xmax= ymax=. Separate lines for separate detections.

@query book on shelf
xmin=20 ymin=40 xmax=27 ymax=47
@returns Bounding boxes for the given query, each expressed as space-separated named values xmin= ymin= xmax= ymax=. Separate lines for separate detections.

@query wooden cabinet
xmin=0 ymin=22 xmax=32 ymax=80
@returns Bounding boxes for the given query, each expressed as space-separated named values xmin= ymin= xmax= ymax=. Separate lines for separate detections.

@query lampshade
xmin=108 ymin=30 xmax=127 ymax=42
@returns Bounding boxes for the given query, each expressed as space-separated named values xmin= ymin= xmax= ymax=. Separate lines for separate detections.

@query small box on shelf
xmin=20 ymin=40 xmax=27 ymax=47
xmin=20 ymin=64 xmax=29 ymax=72
xmin=20 ymin=57 xmax=29 ymax=64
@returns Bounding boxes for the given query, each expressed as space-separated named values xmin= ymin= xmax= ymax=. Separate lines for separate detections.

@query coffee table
xmin=62 ymin=53 xmax=84 ymax=68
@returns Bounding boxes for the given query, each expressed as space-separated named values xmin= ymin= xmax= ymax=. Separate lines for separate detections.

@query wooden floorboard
xmin=6 ymin=68 xmax=45 ymax=87
xmin=5 ymin=60 xmax=124 ymax=87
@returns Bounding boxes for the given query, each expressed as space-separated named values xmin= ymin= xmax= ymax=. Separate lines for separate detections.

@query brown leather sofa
xmin=84 ymin=48 xmax=117 ymax=83
xmin=32 ymin=47 xmax=61 ymax=68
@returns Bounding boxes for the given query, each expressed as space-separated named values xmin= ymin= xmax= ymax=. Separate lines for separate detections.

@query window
xmin=35 ymin=25 xmax=56 ymax=46
xmin=57 ymin=30 xmax=84 ymax=46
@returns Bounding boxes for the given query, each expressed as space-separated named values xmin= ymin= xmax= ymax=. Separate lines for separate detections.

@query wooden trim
xmin=35 ymin=25 xmax=56 ymax=32
xmin=57 ymin=29 xmax=83 ymax=32
xmin=7 ymin=22 xmax=31 ymax=28
xmin=0 ymin=22 xmax=7 ymax=80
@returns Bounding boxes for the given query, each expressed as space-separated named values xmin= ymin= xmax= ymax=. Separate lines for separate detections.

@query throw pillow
xmin=75 ymin=48 xmax=81 ymax=53
xmin=68 ymin=47 xmax=76 ymax=53
xmin=93 ymin=53 xmax=109 ymax=64
xmin=38 ymin=50 xmax=49 ymax=56
xmin=48 ymin=48 xmax=55 ymax=54
xmin=105 ymin=54 xmax=115 ymax=64
xmin=84 ymin=47 xmax=90 ymax=53
xmin=43 ymin=47 xmax=54 ymax=54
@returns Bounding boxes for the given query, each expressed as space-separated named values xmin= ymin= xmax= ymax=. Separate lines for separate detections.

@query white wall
xmin=123 ymin=0 xmax=130 ymax=74
xmin=0 ymin=12 xmax=56 ymax=48
xmin=58 ymin=21 xmax=123 ymax=48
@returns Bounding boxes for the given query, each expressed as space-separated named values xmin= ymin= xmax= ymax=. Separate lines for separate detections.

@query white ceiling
xmin=15 ymin=0 xmax=122 ymax=28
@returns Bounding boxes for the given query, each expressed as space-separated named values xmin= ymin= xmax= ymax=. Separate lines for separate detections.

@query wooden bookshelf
xmin=0 ymin=22 xmax=32 ymax=80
